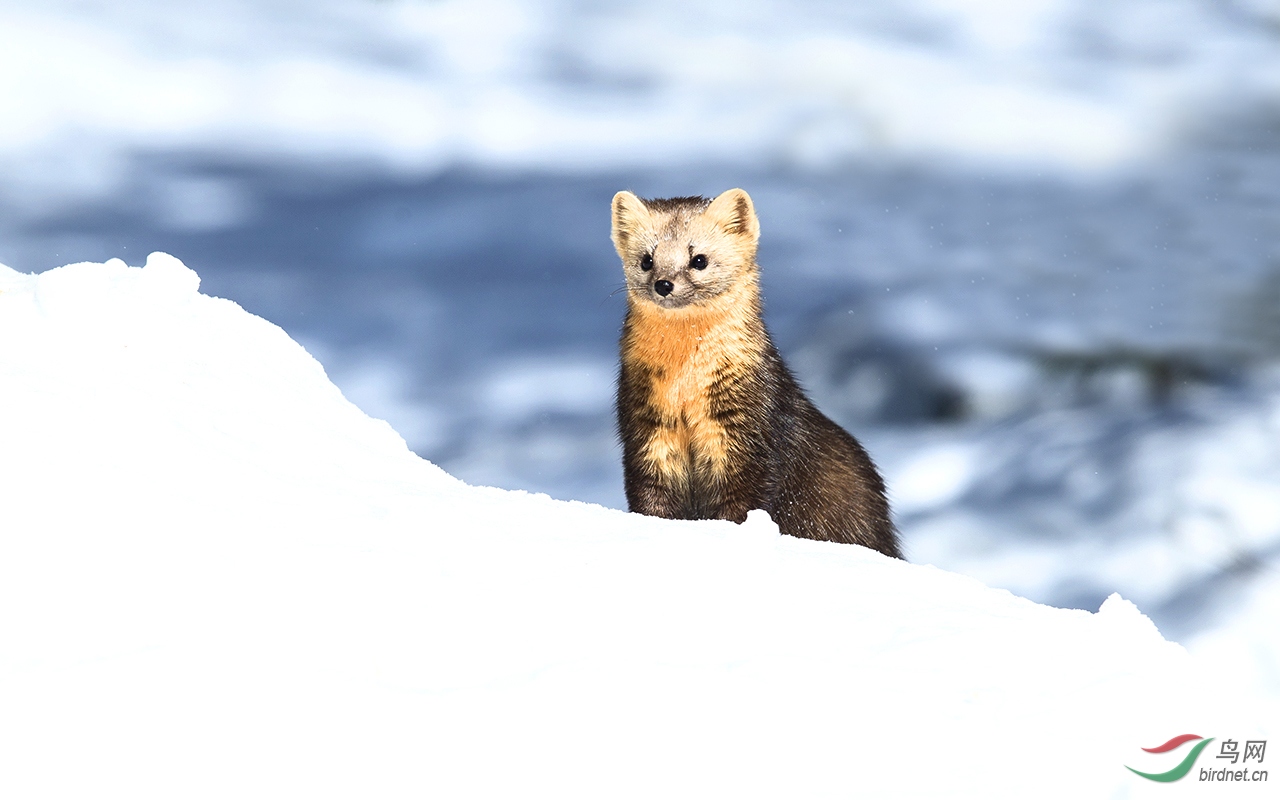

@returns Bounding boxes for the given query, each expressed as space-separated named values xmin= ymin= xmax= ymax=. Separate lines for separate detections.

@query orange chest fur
xmin=624 ymin=304 xmax=759 ymax=478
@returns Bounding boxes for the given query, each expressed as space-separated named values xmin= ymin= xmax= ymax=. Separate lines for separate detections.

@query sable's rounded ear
xmin=704 ymin=188 xmax=759 ymax=244
xmin=611 ymin=191 xmax=649 ymax=258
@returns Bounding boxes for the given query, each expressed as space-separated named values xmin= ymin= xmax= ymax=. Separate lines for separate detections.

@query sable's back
xmin=756 ymin=321 xmax=900 ymax=554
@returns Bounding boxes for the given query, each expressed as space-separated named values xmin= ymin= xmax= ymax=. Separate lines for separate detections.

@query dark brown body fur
xmin=611 ymin=189 xmax=900 ymax=557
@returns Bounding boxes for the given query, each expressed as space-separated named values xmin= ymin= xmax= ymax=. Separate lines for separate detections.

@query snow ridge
xmin=0 ymin=256 xmax=1265 ymax=798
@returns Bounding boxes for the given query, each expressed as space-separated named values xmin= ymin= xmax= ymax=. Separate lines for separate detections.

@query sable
xmin=612 ymin=188 xmax=901 ymax=557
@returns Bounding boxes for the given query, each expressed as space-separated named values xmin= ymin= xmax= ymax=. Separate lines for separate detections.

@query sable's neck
xmin=623 ymin=276 xmax=763 ymax=366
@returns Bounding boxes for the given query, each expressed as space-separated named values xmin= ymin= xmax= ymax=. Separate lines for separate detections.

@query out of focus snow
xmin=0 ymin=256 xmax=1268 ymax=798
xmin=4 ymin=0 xmax=1280 ymax=209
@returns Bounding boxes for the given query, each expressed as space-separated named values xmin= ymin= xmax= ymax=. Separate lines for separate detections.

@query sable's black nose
xmin=654 ymin=280 xmax=674 ymax=296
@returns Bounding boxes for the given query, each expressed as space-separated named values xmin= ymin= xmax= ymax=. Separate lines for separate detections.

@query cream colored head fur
xmin=611 ymin=188 xmax=761 ymax=312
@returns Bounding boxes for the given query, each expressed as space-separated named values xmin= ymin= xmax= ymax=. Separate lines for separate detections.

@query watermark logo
xmin=1127 ymin=735 xmax=1214 ymax=782
xmin=1127 ymin=734 xmax=1268 ymax=784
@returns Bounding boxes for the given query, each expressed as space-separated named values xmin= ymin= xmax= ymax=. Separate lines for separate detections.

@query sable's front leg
xmin=618 ymin=364 xmax=689 ymax=519
xmin=703 ymin=381 xmax=772 ymax=524
xmin=707 ymin=445 xmax=771 ymax=524
xmin=622 ymin=451 xmax=687 ymax=519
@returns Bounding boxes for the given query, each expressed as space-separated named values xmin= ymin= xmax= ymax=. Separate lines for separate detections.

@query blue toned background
xmin=2 ymin=0 xmax=1278 ymax=674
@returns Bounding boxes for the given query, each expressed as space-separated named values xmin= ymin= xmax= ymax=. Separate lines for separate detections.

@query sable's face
xmin=610 ymin=188 xmax=761 ymax=310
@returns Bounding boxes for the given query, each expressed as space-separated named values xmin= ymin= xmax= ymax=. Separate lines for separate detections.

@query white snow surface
xmin=0 ymin=255 xmax=1270 ymax=797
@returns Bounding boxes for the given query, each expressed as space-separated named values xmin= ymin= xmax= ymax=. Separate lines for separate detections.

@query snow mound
xmin=0 ymin=256 xmax=1266 ymax=798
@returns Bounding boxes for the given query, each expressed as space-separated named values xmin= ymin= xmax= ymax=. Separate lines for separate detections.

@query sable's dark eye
xmin=690 ymin=254 xmax=708 ymax=270
xmin=640 ymin=252 xmax=653 ymax=271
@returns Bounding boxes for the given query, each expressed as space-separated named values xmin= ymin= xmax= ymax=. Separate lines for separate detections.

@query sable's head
xmin=610 ymin=188 xmax=760 ymax=310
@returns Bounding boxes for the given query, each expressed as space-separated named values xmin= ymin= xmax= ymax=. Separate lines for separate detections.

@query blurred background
xmin=1 ymin=0 xmax=1277 ymax=690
